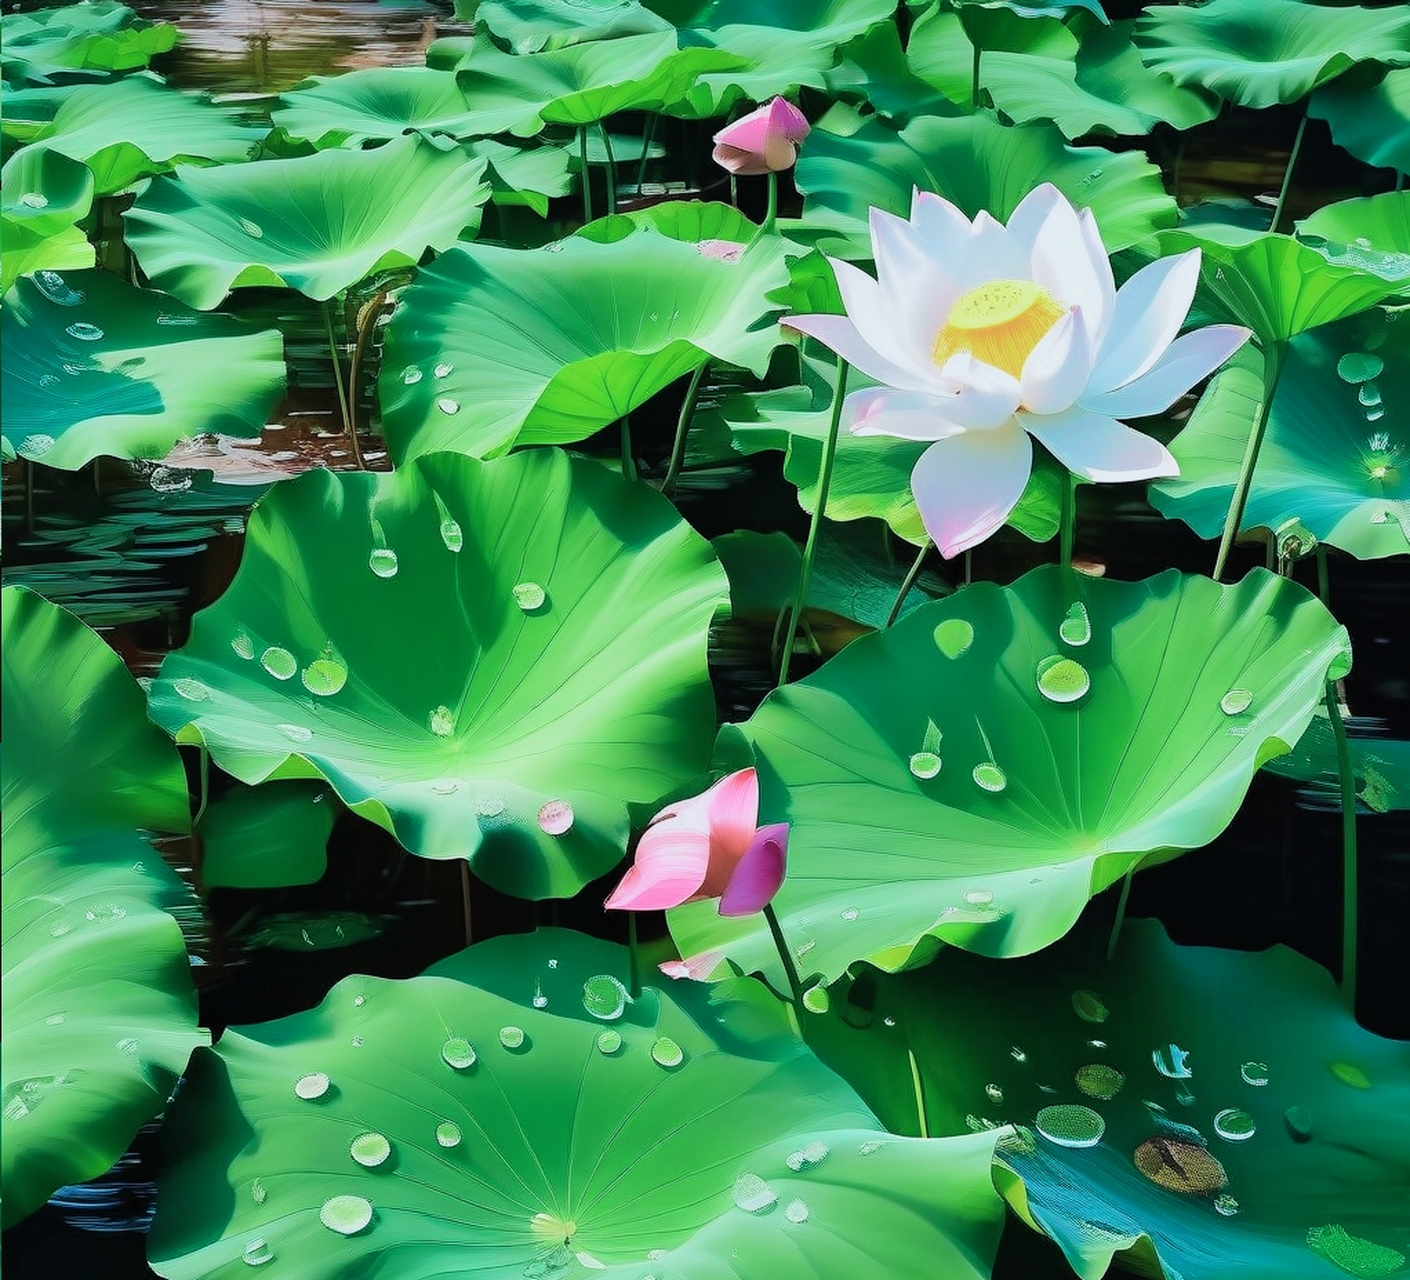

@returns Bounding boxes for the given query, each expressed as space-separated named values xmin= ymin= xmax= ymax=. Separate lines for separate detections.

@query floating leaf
xmin=0 ymin=146 xmax=94 ymax=289
xmin=1297 ymin=191 xmax=1410 ymax=290
xmin=271 ymin=66 xmax=491 ymax=147
xmin=124 ymin=135 xmax=491 ymax=309
xmin=198 ymin=782 xmax=334 ymax=890
xmin=2 ymin=269 xmax=285 ymax=470
xmin=475 ymin=0 xmax=674 ymax=52
xmin=669 ymin=566 xmax=1349 ymax=988
xmin=148 ymin=450 xmax=728 ymax=899
xmin=148 ymin=928 xmax=1007 ymax=1280
xmin=1 ymin=586 xmax=206 ymax=1229
xmin=0 ymin=1 xmax=178 ymax=87
xmin=1310 ymin=67 xmax=1410 ymax=175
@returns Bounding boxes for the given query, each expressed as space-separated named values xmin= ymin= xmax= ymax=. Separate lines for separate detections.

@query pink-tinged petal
xmin=1020 ymin=307 xmax=1094 ymax=416
xmin=1021 ymin=406 xmax=1179 ymax=482
xmin=711 ymin=98 xmax=808 ymax=174
xmin=936 ymin=353 xmax=1023 ymax=429
xmin=869 ymin=207 xmax=964 ymax=357
xmin=718 ymin=822 xmax=789 ymax=916
xmin=604 ymin=823 xmax=711 ymax=911
xmin=910 ymin=424 xmax=1033 ymax=558
xmin=1079 ymin=324 xmax=1251 ymax=418
xmin=712 ymin=102 xmax=774 ymax=153
xmin=1077 ymin=208 xmax=1117 ymax=347
xmin=1029 ymin=196 xmax=1108 ymax=331
xmin=1090 ymin=249 xmax=1202 ymax=392
xmin=848 ymin=387 xmax=967 ymax=442
xmin=712 ymin=142 xmax=777 ymax=176
xmin=1004 ymin=183 xmax=1067 ymax=256
xmin=784 ymin=312 xmax=934 ymax=394
xmin=659 ymin=949 xmax=727 ymax=981
xmin=700 ymin=768 xmax=760 ymax=881
xmin=765 ymin=96 xmax=810 ymax=142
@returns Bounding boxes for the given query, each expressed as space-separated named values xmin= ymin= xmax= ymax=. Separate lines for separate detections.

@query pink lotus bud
xmin=711 ymin=97 xmax=810 ymax=176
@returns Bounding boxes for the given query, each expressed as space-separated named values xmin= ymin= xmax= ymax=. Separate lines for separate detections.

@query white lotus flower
xmin=785 ymin=183 xmax=1251 ymax=558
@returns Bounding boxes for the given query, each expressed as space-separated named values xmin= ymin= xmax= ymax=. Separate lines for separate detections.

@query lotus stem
xmin=627 ymin=912 xmax=641 ymax=999
xmin=885 ymin=539 xmax=931 ymax=627
xmin=1059 ymin=472 xmax=1078 ymax=572
xmin=907 ymin=1047 xmax=930 ymax=1137
xmin=322 ymin=297 xmax=357 ymax=462
xmin=24 ymin=459 xmax=35 ymax=532
xmin=192 ymin=744 xmax=210 ymax=828
xmin=579 ymin=126 xmax=592 ymax=223
xmin=779 ymin=360 xmax=850 ymax=685
xmin=1213 ymin=341 xmax=1286 ymax=582
xmin=1323 ymin=683 xmax=1359 ymax=1009
xmin=1106 ymin=867 xmax=1135 ymax=961
xmin=1316 ymin=545 xmax=1330 ymax=605
xmin=762 ymin=170 xmax=778 ymax=236
xmin=635 ymin=113 xmax=658 ymax=195
xmin=970 ymin=44 xmax=982 ymax=111
xmin=346 ymin=289 xmax=386 ymax=471
xmin=762 ymin=901 xmax=806 ymax=1018
xmin=597 ymin=121 xmax=618 ymax=216
xmin=620 ymin=411 xmax=636 ymax=482
xmin=459 ymin=862 xmax=473 ymax=949
xmin=1270 ymin=110 xmax=1308 ymax=235
xmin=661 ymin=361 xmax=709 ymax=496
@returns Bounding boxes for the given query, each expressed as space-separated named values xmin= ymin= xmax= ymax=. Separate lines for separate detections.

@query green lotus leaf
xmin=669 ymin=566 xmax=1350 ymax=988
xmin=148 ymin=927 xmax=1006 ymax=1280
xmin=271 ymin=66 xmax=488 ymax=146
xmin=1 ymin=586 xmax=206 ymax=1230
xmin=1265 ymin=712 xmax=1410 ymax=813
xmin=1133 ymin=0 xmax=1410 ymax=109
xmin=2 ymin=269 xmax=285 ymax=470
xmin=198 ymin=781 xmax=334 ymax=890
xmin=1 ymin=75 xmax=262 ymax=195
xmin=0 ymin=145 xmax=94 ymax=289
xmin=235 ymin=910 xmax=389 ymax=952
xmin=147 ymin=450 xmax=728 ymax=899
xmin=905 ymin=4 xmax=1076 ymax=108
xmin=822 ymin=20 xmax=960 ymax=121
xmin=1310 ymin=66 xmax=1410 ymax=175
xmin=953 ymin=0 xmax=1107 ymax=19
xmin=807 ymin=919 xmax=1410 ymax=1280
xmin=471 ymin=138 xmax=575 ymax=215
xmin=1160 ymin=229 xmax=1403 ymax=346
xmin=450 ymin=30 xmax=746 ymax=134
xmin=1297 ymin=191 xmax=1410 ymax=290
xmin=123 ymin=135 xmax=491 ymax=310
xmin=1151 ymin=312 xmax=1409 ymax=560
xmin=790 ymin=113 xmax=1176 ymax=262
xmin=379 ymin=216 xmax=790 ymax=463
xmin=1 ymin=2 xmax=178 ymax=87
xmin=475 ymin=0 xmax=674 ymax=52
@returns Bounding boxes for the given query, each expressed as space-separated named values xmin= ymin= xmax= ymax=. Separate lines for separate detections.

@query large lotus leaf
xmin=1161 ymin=229 xmax=1403 ymax=347
xmin=0 ymin=145 xmax=94 ymax=288
xmin=807 ymin=919 xmax=1410 ymax=1280
xmin=1297 ymin=191 xmax=1410 ymax=291
xmin=1151 ymin=313 xmax=1409 ymax=560
xmin=148 ymin=927 xmax=1006 ymax=1280
xmin=1 ymin=586 xmax=206 ymax=1229
xmin=821 ymin=21 xmax=960 ymax=121
xmin=198 ymin=781 xmax=334 ymax=890
xmin=790 ymin=113 xmax=1176 ymax=262
xmin=2 ymin=75 xmax=262 ymax=195
xmin=379 ymin=221 xmax=791 ymax=464
xmin=475 ymin=0 xmax=674 ymax=52
xmin=146 ymin=450 xmax=728 ymax=899
xmin=123 ymin=135 xmax=491 ymax=310
xmin=271 ymin=67 xmax=487 ymax=146
xmin=669 ymin=566 xmax=1350 ymax=988
xmin=1133 ymin=0 xmax=1410 ymax=109
xmin=0 ymin=2 xmax=178 ymax=87
xmin=1311 ymin=67 xmax=1410 ymax=175
xmin=471 ymin=138 xmax=575 ymax=215
xmin=905 ymin=5 xmax=1076 ymax=107
xmin=2 ymin=269 xmax=285 ymax=470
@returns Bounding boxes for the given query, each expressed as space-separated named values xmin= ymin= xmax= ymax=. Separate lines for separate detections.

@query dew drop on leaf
xmin=1337 ymin=352 xmax=1383 ymax=383
xmin=261 ymin=646 xmax=297 ymax=680
xmin=1035 ymin=1104 xmax=1104 ymax=1148
xmin=908 ymin=751 xmax=941 ymax=779
xmin=1072 ymin=990 xmax=1108 ymax=1023
xmin=242 ymin=1238 xmax=273 ymax=1267
xmin=731 ymin=1173 xmax=776 ymax=1213
xmin=985 ymin=1084 xmax=1004 ymax=1104
xmin=513 ymin=581 xmax=546 ymax=612
xmin=1284 ymin=1105 xmax=1313 ymax=1141
xmin=239 ymin=218 xmax=264 ymax=239
xmin=434 ymin=362 xmax=453 ymax=378
xmin=1075 ymin=1063 xmax=1125 ymax=1100
xmin=785 ymin=1141 xmax=828 ymax=1171
xmin=650 ymin=1036 xmax=684 ymax=1068
xmin=277 ymin=723 xmax=313 ymax=743
xmin=802 ymin=985 xmax=830 ymax=1014
xmin=65 ymin=322 xmax=104 ymax=341
xmin=1059 ymin=602 xmax=1090 ymax=646
xmin=293 ymin=1072 xmax=329 ymax=1100
xmin=537 ymin=799 xmax=574 ymax=835
xmin=582 ymin=974 xmax=628 ymax=1020
xmin=231 ymin=632 xmax=255 ymax=660
xmin=173 ymin=678 xmax=210 ymax=701
xmin=349 ymin=1132 xmax=391 ymax=1167
xmin=1240 ymin=1061 xmax=1269 ymax=1087
xmin=1220 ymin=688 xmax=1253 ymax=715
xmin=784 ymin=1199 xmax=809 ymax=1224
xmin=441 ymin=1037 xmax=476 ymax=1070
xmin=531 ymin=978 xmax=548 ymax=1009
xmin=401 ymin=366 xmax=422 ymax=385
xmin=1037 ymin=655 xmax=1090 ymax=703
xmin=368 ymin=547 xmax=399 ymax=578
xmin=249 ymin=1178 xmax=266 ymax=1205
xmin=439 ymin=519 xmax=463 ymax=553
xmin=1214 ymin=1194 xmax=1239 ymax=1217
xmin=499 ymin=1025 xmax=526 ymax=1049
xmin=437 ymin=397 xmax=460 ymax=415
xmin=972 ymin=762 xmax=1007 ymax=792
xmin=436 ymin=1120 xmax=462 ymax=1148
xmin=596 ymin=1029 xmax=622 ymax=1055
xmin=933 ymin=618 xmax=974 ymax=658
xmin=429 ymin=705 xmax=455 ymax=737
xmin=1213 ymin=1108 xmax=1256 ymax=1141
xmin=301 ymin=657 xmax=347 ymax=697
xmin=319 ymin=1194 xmax=372 ymax=1235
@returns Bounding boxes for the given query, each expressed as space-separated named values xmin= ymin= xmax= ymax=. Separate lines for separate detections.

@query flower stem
xmin=762 ymin=902 xmax=806 ymax=1015
xmin=1316 ymin=544 xmax=1330 ymax=605
xmin=459 ymin=862 xmax=474 ymax=948
xmin=1106 ymin=867 xmax=1134 ymax=961
xmin=970 ymin=44 xmax=982 ymax=110
xmin=620 ymin=411 xmax=636 ymax=482
xmin=627 ymin=911 xmax=641 ymax=999
xmin=597 ymin=121 xmax=618 ymax=215
xmin=1213 ymin=341 xmax=1286 ymax=582
xmin=635 ymin=113 xmax=657 ymax=195
xmin=1059 ymin=472 xmax=1078 ymax=572
xmin=1270 ymin=110 xmax=1308 ymax=235
xmin=661 ymin=361 xmax=709 ymax=496
xmin=779 ymin=360 xmax=850 ymax=685
xmin=907 ymin=1048 xmax=930 ymax=1137
xmin=323 ymin=297 xmax=356 ymax=453
xmin=346 ymin=289 xmax=385 ymax=471
xmin=762 ymin=169 xmax=778 ymax=236
xmin=1324 ymin=682 xmax=1359 ymax=1009
xmin=885 ymin=539 xmax=931 ymax=627
xmin=579 ymin=126 xmax=591 ymax=223
xmin=192 ymin=744 xmax=210 ymax=828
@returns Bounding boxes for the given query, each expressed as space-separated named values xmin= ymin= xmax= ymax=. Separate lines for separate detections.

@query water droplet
xmin=45 ymin=1014 xmax=65 ymax=1025
xmin=1174 ymin=1082 xmax=1196 ymax=1107
xmin=784 ymin=1198 xmax=809 ymax=1224
xmin=1035 ymin=1104 xmax=1105 ymax=1148
xmin=349 ymin=1132 xmax=391 ymax=1167
xmin=401 ymin=366 xmax=422 ymax=385
xmin=1075 ymin=1063 xmax=1125 ymax=1101
xmin=1212 ymin=1193 xmax=1239 ymax=1217
xmin=731 ymin=1173 xmax=776 ymax=1213
xmin=436 ymin=1120 xmax=462 ymax=1147
xmin=319 ymin=1194 xmax=372 ymax=1235
xmin=538 ymin=800 xmax=574 ymax=836
xmin=65 ymin=322 xmax=104 ymax=341
xmin=984 ymin=1084 xmax=1004 ymax=1103
xmin=908 ymin=751 xmax=941 ymax=779
xmin=34 ymin=271 xmax=85 ymax=305
xmin=250 ymin=1178 xmax=267 ymax=1205
xmin=429 ymin=705 xmax=456 ymax=737
xmin=972 ymin=762 xmax=1007 ymax=792
xmin=1213 ymin=1108 xmax=1256 ymax=1142
xmin=439 ymin=519 xmax=463 ymax=552
xmin=1331 ymin=1061 xmax=1371 ymax=1088
xmin=802 ymin=985 xmax=830 ymax=1014
xmin=261 ymin=647 xmax=297 ymax=680
xmin=232 ymin=633 xmax=255 ymax=660
xmin=513 ymin=581 xmax=547 ymax=612
xmin=1010 ymin=1046 xmax=1027 ymax=1063
xmin=49 ymin=922 xmax=72 ymax=938
xmin=1358 ymin=383 xmax=1383 ymax=408
xmin=277 ymin=723 xmax=313 ymax=743
xmin=532 ymin=978 xmax=549 ymax=1009
xmin=1337 ymin=352 xmax=1383 ymax=383
xmin=1037 ymin=655 xmax=1090 ymax=703
xmin=1365 ymin=407 xmax=1386 ymax=423
xmin=441 ymin=1037 xmax=476 ymax=1069
xmin=434 ymin=362 xmax=453 ymax=378
xmin=582 ymin=974 xmax=629 ymax=1020
xmin=293 ymin=1072 xmax=330 ymax=1100
xmin=242 ymin=1238 xmax=274 ymax=1266
xmin=116 ymin=1036 xmax=139 ymax=1056
xmin=933 ymin=618 xmax=974 ymax=658
xmin=1059 ymin=602 xmax=1091 ymax=646
xmin=19 ymin=433 xmax=56 ymax=457
xmin=156 ymin=312 xmax=199 ymax=327
xmin=1072 ymin=990 xmax=1109 ymax=1023
xmin=858 ymin=1139 xmax=884 ymax=1155
xmin=477 ymin=792 xmax=507 ymax=818
xmin=785 ymin=1141 xmax=828 ymax=1171
xmin=301 ymin=656 xmax=347 ymax=697
xmin=240 ymin=218 xmax=264 ymax=238
xmin=499 ymin=1025 xmax=526 ymax=1049
xmin=882 ymin=1016 xmax=896 ymax=1027
xmin=1220 ymin=688 xmax=1253 ymax=716
xmin=20 ymin=191 xmax=49 ymax=209
xmin=173 ymin=677 xmax=210 ymax=701
xmin=1284 ymin=1105 xmax=1313 ymax=1141
xmin=1307 ymin=1225 xmax=1405 ymax=1279
xmin=650 ymin=1036 xmax=684 ymax=1068
xmin=85 ymin=903 xmax=127 ymax=922
xmin=1153 ymin=1044 xmax=1193 ymax=1078
xmin=596 ymin=1029 xmax=622 ymax=1055
xmin=840 ymin=907 xmax=859 ymax=921
xmin=1133 ymin=1137 xmax=1226 ymax=1193
xmin=1240 ymin=1061 xmax=1269 ymax=1087
xmin=369 ymin=547 xmax=399 ymax=579
xmin=437 ymin=397 xmax=460 ymax=415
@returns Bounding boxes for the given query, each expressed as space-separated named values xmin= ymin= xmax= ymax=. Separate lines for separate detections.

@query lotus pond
xmin=2 ymin=0 xmax=1408 ymax=1277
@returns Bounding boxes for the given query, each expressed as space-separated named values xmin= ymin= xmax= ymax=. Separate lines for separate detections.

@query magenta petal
xmin=603 ymin=821 xmax=711 ymax=911
xmin=718 ymin=823 xmax=789 ymax=916
xmin=659 ymin=949 xmax=726 ymax=981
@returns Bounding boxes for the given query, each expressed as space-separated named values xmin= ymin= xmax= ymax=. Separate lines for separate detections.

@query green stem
xmin=907 ymin=1048 xmax=930 ymax=1137
xmin=1316 ymin=544 xmax=1330 ymax=606
xmin=579 ymin=126 xmax=591 ymax=223
xmin=885 ymin=540 xmax=931 ymax=627
xmin=970 ymin=43 xmax=982 ymax=111
xmin=597 ymin=121 xmax=618 ymax=216
xmin=1324 ymin=683 xmax=1358 ymax=1009
xmin=1059 ymin=473 xmax=1078 ymax=572
xmin=1213 ymin=342 xmax=1287 ymax=582
xmin=1270 ymin=110 xmax=1308 ymax=235
xmin=1106 ymin=867 xmax=1134 ymax=961
xmin=627 ymin=911 xmax=641 ymax=999
xmin=661 ymin=361 xmax=709 ymax=496
xmin=762 ymin=169 xmax=778 ymax=237
xmin=779 ymin=361 xmax=850 ymax=685
xmin=459 ymin=862 xmax=474 ymax=949
xmin=635 ymin=113 xmax=658 ymax=195
xmin=762 ymin=902 xmax=806 ymax=1016
xmin=322 ymin=297 xmax=355 ymax=445
xmin=192 ymin=744 xmax=210 ymax=829
xmin=620 ymin=411 xmax=636 ymax=482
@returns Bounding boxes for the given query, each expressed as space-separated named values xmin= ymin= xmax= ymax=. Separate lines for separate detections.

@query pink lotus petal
xmin=911 ymin=423 xmax=1033 ymax=558
xmin=698 ymin=768 xmax=760 ymax=895
xmin=604 ymin=821 xmax=711 ymax=911
xmin=1021 ymin=406 xmax=1179 ymax=482
xmin=659 ymin=949 xmax=726 ymax=981
xmin=712 ymin=98 xmax=809 ymax=175
xmin=718 ymin=823 xmax=789 ymax=917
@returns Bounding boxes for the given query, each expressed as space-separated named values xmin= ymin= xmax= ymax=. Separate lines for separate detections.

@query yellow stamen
xmin=933 ymin=279 xmax=1067 ymax=379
